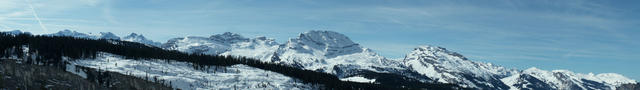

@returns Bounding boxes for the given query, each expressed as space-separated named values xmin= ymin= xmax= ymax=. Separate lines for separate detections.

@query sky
xmin=1 ymin=0 xmax=639 ymax=80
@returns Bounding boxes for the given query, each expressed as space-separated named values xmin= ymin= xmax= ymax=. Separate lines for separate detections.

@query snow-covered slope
xmin=67 ymin=52 xmax=316 ymax=90
xmin=403 ymin=45 xmax=637 ymax=90
xmin=162 ymin=32 xmax=278 ymax=57
xmin=403 ymin=45 xmax=515 ymax=89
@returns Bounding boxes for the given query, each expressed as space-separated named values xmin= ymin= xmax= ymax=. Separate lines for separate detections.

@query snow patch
xmin=340 ymin=76 xmax=375 ymax=83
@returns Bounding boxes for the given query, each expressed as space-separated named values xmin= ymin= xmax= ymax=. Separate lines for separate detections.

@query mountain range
xmin=2 ymin=30 xmax=638 ymax=90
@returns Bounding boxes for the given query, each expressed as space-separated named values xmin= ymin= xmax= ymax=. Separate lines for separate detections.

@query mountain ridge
xmin=2 ymin=30 xmax=636 ymax=90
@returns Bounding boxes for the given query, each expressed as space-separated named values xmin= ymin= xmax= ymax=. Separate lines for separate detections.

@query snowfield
xmin=340 ymin=76 xmax=376 ymax=83
xmin=67 ymin=52 xmax=316 ymax=90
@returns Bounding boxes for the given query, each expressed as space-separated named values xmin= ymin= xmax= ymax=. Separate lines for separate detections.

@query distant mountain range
xmin=2 ymin=30 xmax=638 ymax=90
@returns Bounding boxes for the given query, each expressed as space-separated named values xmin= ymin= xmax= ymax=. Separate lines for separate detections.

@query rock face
xmin=282 ymin=31 xmax=363 ymax=58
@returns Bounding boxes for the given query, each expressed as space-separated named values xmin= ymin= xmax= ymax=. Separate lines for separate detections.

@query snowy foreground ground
xmin=66 ymin=53 xmax=316 ymax=90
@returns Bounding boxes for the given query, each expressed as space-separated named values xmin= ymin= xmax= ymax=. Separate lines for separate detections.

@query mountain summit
xmin=284 ymin=30 xmax=363 ymax=58
xmin=122 ymin=33 xmax=161 ymax=46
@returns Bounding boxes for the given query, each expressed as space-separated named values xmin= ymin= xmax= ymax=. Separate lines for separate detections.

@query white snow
xmin=157 ymin=31 xmax=639 ymax=89
xmin=164 ymin=31 xmax=400 ymax=75
xmin=519 ymin=67 xmax=637 ymax=90
xmin=340 ymin=76 xmax=375 ymax=83
xmin=272 ymin=31 xmax=401 ymax=74
xmin=500 ymin=74 xmax=520 ymax=90
xmin=68 ymin=52 xmax=315 ymax=90
xmin=43 ymin=30 xmax=161 ymax=47
xmin=1 ymin=30 xmax=32 ymax=35
xmin=402 ymin=45 xmax=515 ymax=88
xmin=65 ymin=63 xmax=88 ymax=78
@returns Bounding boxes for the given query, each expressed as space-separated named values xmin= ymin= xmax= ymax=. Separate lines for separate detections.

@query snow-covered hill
xmin=66 ymin=52 xmax=315 ymax=90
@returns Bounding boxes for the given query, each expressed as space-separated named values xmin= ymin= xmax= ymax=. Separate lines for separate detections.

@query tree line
xmin=0 ymin=32 xmax=461 ymax=90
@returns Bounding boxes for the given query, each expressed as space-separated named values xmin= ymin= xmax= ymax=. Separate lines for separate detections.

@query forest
xmin=0 ymin=32 xmax=461 ymax=90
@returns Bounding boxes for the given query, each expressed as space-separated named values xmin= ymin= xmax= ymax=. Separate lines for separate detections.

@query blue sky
xmin=1 ymin=0 xmax=639 ymax=80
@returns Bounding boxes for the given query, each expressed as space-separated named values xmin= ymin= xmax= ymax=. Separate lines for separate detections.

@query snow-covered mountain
xmin=3 ymin=30 xmax=636 ymax=89
xmin=402 ymin=45 xmax=516 ymax=89
xmin=403 ymin=46 xmax=638 ymax=90
xmin=161 ymin=32 xmax=271 ymax=55
xmin=46 ymin=29 xmax=101 ymax=39
xmin=502 ymin=67 xmax=637 ymax=90
xmin=96 ymin=32 xmax=120 ymax=40
xmin=162 ymin=31 xmax=402 ymax=77
xmin=122 ymin=33 xmax=162 ymax=47
xmin=161 ymin=30 xmax=637 ymax=90
xmin=24 ymin=30 xmax=161 ymax=47
xmin=1 ymin=30 xmax=32 ymax=35
xmin=273 ymin=31 xmax=401 ymax=74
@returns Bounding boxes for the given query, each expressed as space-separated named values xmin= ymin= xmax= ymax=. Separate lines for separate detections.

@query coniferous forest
xmin=0 ymin=32 xmax=462 ymax=90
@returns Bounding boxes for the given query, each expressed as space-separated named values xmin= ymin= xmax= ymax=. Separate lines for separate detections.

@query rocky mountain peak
xmin=123 ymin=33 xmax=161 ymax=47
xmin=284 ymin=30 xmax=363 ymax=58
xmin=49 ymin=29 xmax=91 ymax=37
xmin=209 ymin=32 xmax=249 ymax=43
xmin=97 ymin=32 xmax=120 ymax=40
xmin=124 ymin=33 xmax=143 ymax=39
xmin=296 ymin=30 xmax=358 ymax=47
xmin=408 ymin=45 xmax=468 ymax=61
